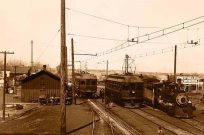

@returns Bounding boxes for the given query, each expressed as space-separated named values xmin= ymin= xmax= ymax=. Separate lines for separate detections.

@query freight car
xmin=143 ymin=79 xmax=194 ymax=118
xmin=75 ymin=72 xmax=97 ymax=98
xmin=105 ymin=73 xmax=144 ymax=108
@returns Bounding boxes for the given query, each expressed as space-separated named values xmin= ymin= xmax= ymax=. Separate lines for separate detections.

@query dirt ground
xmin=0 ymin=99 xmax=111 ymax=135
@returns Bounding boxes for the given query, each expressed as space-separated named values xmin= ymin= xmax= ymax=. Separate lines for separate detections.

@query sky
xmin=1 ymin=0 xmax=204 ymax=73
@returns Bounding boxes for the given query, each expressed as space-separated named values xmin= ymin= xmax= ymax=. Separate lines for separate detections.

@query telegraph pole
xmin=60 ymin=0 xmax=66 ymax=134
xmin=106 ymin=60 xmax=108 ymax=76
xmin=65 ymin=46 xmax=68 ymax=82
xmin=124 ymin=55 xmax=129 ymax=74
xmin=71 ymin=38 xmax=76 ymax=104
xmin=14 ymin=66 xmax=17 ymax=95
xmin=174 ymin=45 xmax=177 ymax=83
xmin=0 ymin=51 xmax=14 ymax=121
xmin=31 ymin=40 xmax=34 ymax=69
xmin=104 ymin=60 xmax=108 ymax=108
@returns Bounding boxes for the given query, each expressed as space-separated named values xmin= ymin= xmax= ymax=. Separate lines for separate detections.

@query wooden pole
xmin=31 ymin=40 xmax=34 ymax=68
xmin=65 ymin=46 xmax=68 ymax=82
xmin=106 ymin=60 xmax=108 ymax=76
xmin=105 ymin=60 xmax=108 ymax=108
xmin=71 ymin=38 xmax=76 ymax=104
xmin=60 ymin=0 xmax=66 ymax=134
xmin=14 ymin=66 xmax=17 ymax=95
xmin=174 ymin=45 xmax=177 ymax=83
xmin=0 ymin=51 xmax=14 ymax=121
xmin=3 ymin=51 xmax=6 ymax=121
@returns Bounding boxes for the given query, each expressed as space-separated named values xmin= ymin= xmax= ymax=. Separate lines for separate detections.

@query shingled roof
xmin=21 ymin=70 xmax=60 ymax=84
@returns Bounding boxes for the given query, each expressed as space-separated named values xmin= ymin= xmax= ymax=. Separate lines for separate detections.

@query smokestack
xmin=177 ymin=78 xmax=182 ymax=86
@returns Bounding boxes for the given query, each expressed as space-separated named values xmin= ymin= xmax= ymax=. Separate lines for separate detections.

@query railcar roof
xmin=141 ymin=75 xmax=160 ymax=82
xmin=106 ymin=74 xmax=143 ymax=83
xmin=75 ymin=73 xmax=97 ymax=80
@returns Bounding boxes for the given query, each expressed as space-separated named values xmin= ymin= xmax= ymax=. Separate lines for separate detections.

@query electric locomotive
xmin=75 ymin=71 xmax=97 ymax=98
xmin=105 ymin=73 xmax=144 ymax=108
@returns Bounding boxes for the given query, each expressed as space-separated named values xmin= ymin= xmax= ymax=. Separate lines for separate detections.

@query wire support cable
xmin=68 ymin=33 xmax=126 ymax=42
xmin=36 ymin=28 xmax=61 ymax=61
xmin=93 ymin=16 xmax=204 ymax=59
xmin=133 ymin=42 xmax=201 ymax=59
xmin=66 ymin=7 xmax=161 ymax=28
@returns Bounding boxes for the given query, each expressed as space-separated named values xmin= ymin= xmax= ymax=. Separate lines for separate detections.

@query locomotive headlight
xmin=188 ymin=100 xmax=192 ymax=104
xmin=131 ymin=90 xmax=136 ymax=94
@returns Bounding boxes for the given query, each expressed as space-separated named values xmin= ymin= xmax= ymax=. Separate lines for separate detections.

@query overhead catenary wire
xmin=133 ymin=42 xmax=201 ymax=59
xmin=68 ymin=33 xmax=126 ymax=42
xmin=91 ymin=41 xmax=202 ymax=68
xmin=91 ymin=16 xmax=204 ymax=59
xmin=66 ymin=8 xmax=162 ymax=28
xmin=67 ymin=8 xmax=204 ymax=63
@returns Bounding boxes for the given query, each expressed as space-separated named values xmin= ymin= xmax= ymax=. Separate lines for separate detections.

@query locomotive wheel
xmin=131 ymin=100 xmax=135 ymax=106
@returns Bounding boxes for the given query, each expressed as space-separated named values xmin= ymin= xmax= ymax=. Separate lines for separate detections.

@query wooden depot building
xmin=21 ymin=66 xmax=60 ymax=102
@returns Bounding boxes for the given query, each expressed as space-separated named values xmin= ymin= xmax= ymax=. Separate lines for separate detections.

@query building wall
xmin=21 ymin=74 xmax=60 ymax=102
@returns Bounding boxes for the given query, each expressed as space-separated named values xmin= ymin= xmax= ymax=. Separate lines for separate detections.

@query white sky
xmin=1 ymin=0 xmax=204 ymax=73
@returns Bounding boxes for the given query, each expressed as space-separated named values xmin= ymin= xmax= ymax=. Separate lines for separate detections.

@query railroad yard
xmin=1 ymin=0 xmax=204 ymax=135
xmin=0 ymin=86 xmax=204 ymax=134
xmin=92 ymin=99 xmax=204 ymax=135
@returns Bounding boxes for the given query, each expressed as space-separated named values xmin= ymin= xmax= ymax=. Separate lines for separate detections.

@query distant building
xmin=9 ymin=66 xmax=30 ymax=79
xmin=21 ymin=66 xmax=60 ymax=102
xmin=176 ymin=75 xmax=203 ymax=93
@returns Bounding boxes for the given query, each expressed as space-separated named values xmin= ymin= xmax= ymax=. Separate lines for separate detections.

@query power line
xmin=133 ymin=41 xmax=201 ymax=59
xmin=96 ymin=41 xmax=128 ymax=57
xmin=91 ymin=41 xmax=201 ymax=68
xmin=66 ymin=8 xmax=161 ymax=28
xmin=36 ymin=28 xmax=60 ymax=61
xmin=68 ymin=33 xmax=126 ymax=41
xmin=91 ymin=16 xmax=204 ymax=58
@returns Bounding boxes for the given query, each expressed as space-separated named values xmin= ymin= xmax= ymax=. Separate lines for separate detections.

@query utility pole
xmin=0 ymin=51 xmax=14 ymax=121
xmin=174 ymin=45 xmax=177 ymax=83
xmin=71 ymin=38 xmax=76 ymax=104
xmin=60 ymin=0 xmax=66 ymax=134
xmin=65 ymin=46 xmax=68 ymax=82
xmin=14 ymin=66 xmax=17 ymax=95
xmin=85 ymin=61 xmax=87 ymax=72
xmin=106 ymin=60 xmax=108 ymax=76
xmin=3 ymin=52 xmax=6 ymax=121
xmin=124 ymin=55 xmax=129 ymax=74
xmin=104 ymin=60 xmax=108 ymax=108
xmin=79 ymin=61 xmax=81 ymax=72
xmin=31 ymin=40 xmax=34 ymax=69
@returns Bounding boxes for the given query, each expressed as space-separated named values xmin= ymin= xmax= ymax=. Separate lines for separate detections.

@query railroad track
xmin=94 ymin=100 xmax=177 ymax=135
xmin=135 ymin=107 xmax=204 ymax=135
xmin=89 ymin=99 xmax=142 ymax=135
xmin=180 ymin=118 xmax=204 ymax=133
xmin=193 ymin=117 xmax=204 ymax=125
xmin=131 ymin=108 xmax=197 ymax=135
xmin=89 ymin=99 xmax=204 ymax=135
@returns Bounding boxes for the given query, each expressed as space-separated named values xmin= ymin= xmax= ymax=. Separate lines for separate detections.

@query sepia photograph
xmin=1 ymin=0 xmax=204 ymax=134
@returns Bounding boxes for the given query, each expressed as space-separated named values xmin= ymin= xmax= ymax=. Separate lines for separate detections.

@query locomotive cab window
xmin=136 ymin=83 xmax=143 ymax=90
xmin=91 ymin=80 xmax=97 ymax=85
xmin=131 ymin=83 xmax=135 ymax=89
xmin=122 ymin=84 xmax=129 ymax=90
xmin=80 ymin=80 xmax=85 ymax=85
xmin=86 ymin=80 xmax=90 ymax=85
